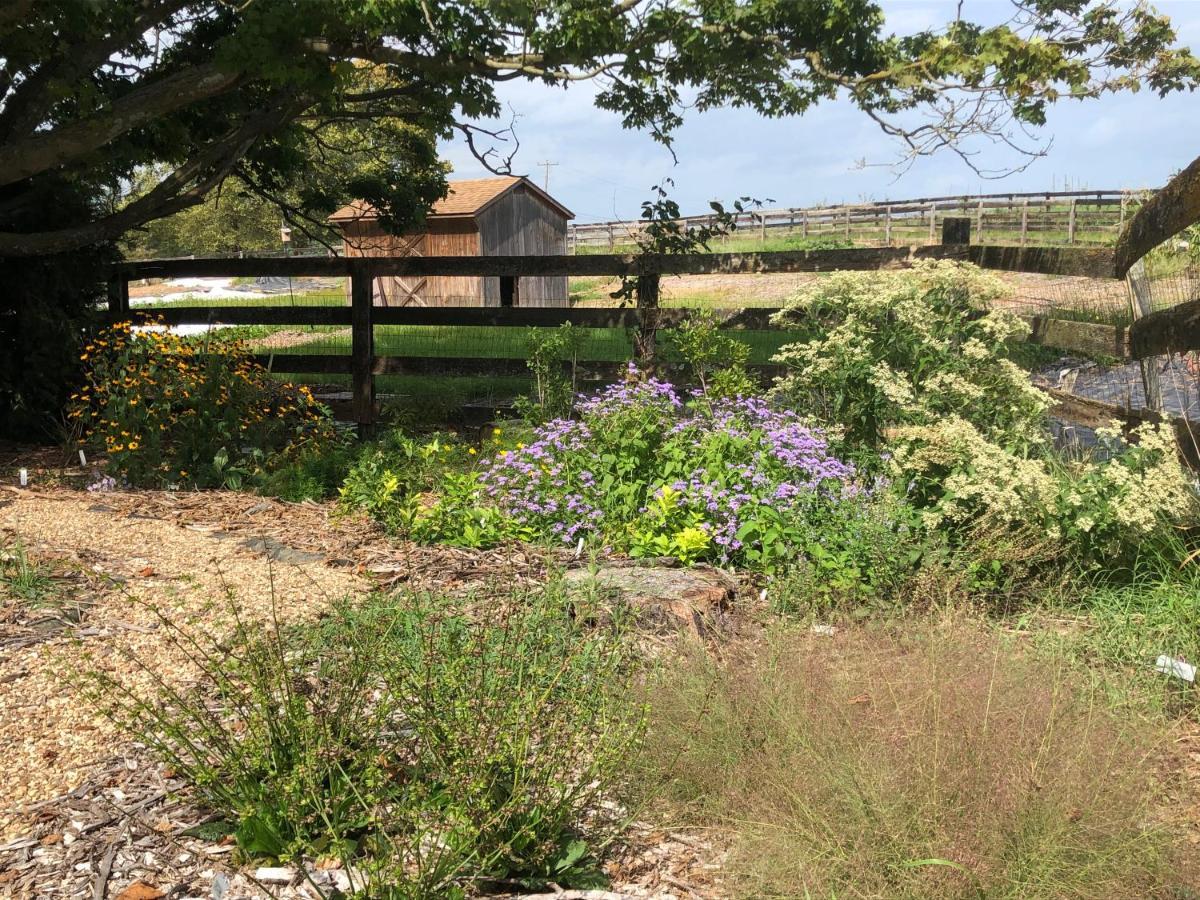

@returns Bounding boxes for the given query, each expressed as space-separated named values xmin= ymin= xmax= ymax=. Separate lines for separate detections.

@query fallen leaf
xmin=117 ymin=882 xmax=166 ymax=900
xmin=39 ymin=833 xmax=60 ymax=846
xmin=136 ymin=566 xmax=156 ymax=578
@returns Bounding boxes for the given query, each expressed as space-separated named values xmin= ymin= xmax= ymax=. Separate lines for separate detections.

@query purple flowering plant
xmin=479 ymin=365 xmax=861 ymax=569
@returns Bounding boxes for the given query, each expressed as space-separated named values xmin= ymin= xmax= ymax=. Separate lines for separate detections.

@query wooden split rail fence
xmin=107 ymin=220 xmax=1197 ymax=440
xmin=568 ymin=189 xmax=1152 ymax=250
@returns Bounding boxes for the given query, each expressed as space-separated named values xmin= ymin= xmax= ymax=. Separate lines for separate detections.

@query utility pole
xmin=537 ymin=160 xmax=558 ymax=192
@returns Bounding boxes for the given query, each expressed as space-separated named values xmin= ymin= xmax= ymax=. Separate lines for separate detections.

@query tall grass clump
xmin=638 ymin=624 xmax=1180 ymax=899
xmin=88 ymin=583 xmax=644 ymax=898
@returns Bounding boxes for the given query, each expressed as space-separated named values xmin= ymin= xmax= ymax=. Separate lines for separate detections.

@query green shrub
xmin=69 ymin=320 xmax=335 ymax=488
xmin=255 ymin=437 xmax=360 ymax=501
xmin=513 ymin=323 xmax=585 ymax=424
xmin=663 ymin=309 xmax=756 ymax=398
xmin=893 ymin=417 xmax=1200 ymax=574
xmin=638 ymin=623 xmax=1179 ymax=898
xmin=765 ymin=490 xmax=931 ymax=613
xmin=89 ymin=584 xmax=644 ymax=897
xmin=338 ymin=430 xmax=517 ymax=546
xmin=771 ymin=260 xmax=1048 ymax=454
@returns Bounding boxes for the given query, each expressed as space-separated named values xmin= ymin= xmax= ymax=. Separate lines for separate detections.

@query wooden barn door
xmin=383 ymin=234 xmax=427 ymax=307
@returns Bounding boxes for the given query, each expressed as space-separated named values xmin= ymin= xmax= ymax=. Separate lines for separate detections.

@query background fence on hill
xmin=567 ymin=189 xmax=1154 ymax=252
xmin=109 ymin=220 xmax=1200 ymax=460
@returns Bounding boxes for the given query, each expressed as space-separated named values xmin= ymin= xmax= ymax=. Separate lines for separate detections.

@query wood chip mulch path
xmin=0 ymin=487 xmax=727 ymax=898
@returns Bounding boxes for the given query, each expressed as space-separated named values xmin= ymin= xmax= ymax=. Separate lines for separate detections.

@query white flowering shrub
xmin=771 ymin=261 xmax=1050 ymax=451
xmin=892 ymin=416 xmax=1199 ymax=568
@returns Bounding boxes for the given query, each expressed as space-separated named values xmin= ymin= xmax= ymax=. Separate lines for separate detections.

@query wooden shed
xmin=328 ymin=176 xmax=574 ymax=307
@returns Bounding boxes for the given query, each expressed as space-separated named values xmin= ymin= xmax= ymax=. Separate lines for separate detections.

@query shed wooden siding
xmin=330 ymin=176 xmax=573 ymax=307
xmin=342 ymin=219 xmax=483 ymax=306
xmin=476 ymin=185 xmax=569 ymax=307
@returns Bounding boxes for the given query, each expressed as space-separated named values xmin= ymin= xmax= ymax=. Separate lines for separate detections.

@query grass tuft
xmin=637 ymin=622 xmax=1183 ymax=899
xmin=87 ymin=581 xmax=645 ymax=897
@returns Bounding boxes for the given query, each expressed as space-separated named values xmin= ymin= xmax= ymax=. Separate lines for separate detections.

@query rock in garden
xmin=253 ymin=866 xmax=295 ymax=885
xmin=562 ymin=564 xmax=735 ymax=637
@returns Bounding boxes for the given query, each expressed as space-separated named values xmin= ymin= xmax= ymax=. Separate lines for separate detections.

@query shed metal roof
xmin=328 ymin=176 xmax=573 ymax=223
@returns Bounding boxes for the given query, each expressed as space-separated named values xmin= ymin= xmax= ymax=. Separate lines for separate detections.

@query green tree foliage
xmin=0 ymin=1 xmax=1197 ymax=436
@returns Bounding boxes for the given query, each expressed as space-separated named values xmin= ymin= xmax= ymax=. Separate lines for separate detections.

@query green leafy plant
xmin=254 ymin=437 xmax=360 ymax=502
xmin=664 ymin=309 xmax=756 ymax=397
xmin=514 ymin=323 xmax=585 ymax=424
xmin=88 ymin=583 xmax=645 ymax=896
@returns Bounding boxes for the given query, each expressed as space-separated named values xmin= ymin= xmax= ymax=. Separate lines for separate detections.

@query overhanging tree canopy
xmin=2 ymin=0 xmax=1198 ymax=258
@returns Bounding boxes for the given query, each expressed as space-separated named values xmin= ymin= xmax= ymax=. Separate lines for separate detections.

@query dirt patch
xmin=248 ymin=327 xmax=351 ymax=351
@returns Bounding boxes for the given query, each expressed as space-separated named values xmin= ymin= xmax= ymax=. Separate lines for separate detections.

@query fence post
xmin=608 ymin=223 xmax=615 ymax=250
xmin=884 ymin=206 xmax=892 ymax=246
xmin=350 ymin=259 xmax=376 ymax=439
xmin=1126 ymin=258 xmax=1163 ymax=412
xmin=1020 ymin=199 xmax=1029 ymax=246
xmin=635 ymin=273 xmax=660 ymax=370
xmin=801 ymin=210 xmax=809 ymax=238
xmin=107 ymin=273 xmax=130 ymax=317
xmin=759 ymin=213 xmax=766 ymax=242
xmin=843 ymin=207 xmax=851 ymax=241
xmin=941 ymin=216 xmax=971 ymax=245
xmin=976 ymin=198 xmax=985 ymax=240
xmin=1067 ymin=198 xmax=1077 ymax=244
xmin=927 ymin=203 xmax=936 ymax=243
xmin=788 ymin=208 xmax=796 ymax=233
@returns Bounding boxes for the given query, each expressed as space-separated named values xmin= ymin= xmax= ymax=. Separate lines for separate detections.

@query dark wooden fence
xmin=107 ymin=222 xmax=1198 ymax=439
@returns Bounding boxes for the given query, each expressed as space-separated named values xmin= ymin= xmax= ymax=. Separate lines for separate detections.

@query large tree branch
xmin=0 ymin=0 xmax=193 ymax=140
xmin=0 ymin=62 xmax=242 ymax=188
xmin=1114 ymin=153 xmax=1200 ymax=277
xmin=233 ymin=165 xmax=341 ymax=254
xmin=0 ymin=98 xmax=302 ymax=256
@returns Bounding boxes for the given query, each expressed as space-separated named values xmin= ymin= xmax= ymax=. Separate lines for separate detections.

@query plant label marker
xmin=18 ymin=468 xmax=27 ymax=487
xmin=1154 ymin=655 xmax=1196 ymax=683
xmin=78 ymin=449 xmax=87 ymax=466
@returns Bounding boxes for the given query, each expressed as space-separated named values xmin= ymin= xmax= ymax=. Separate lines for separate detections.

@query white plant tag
xmin=1154 ymin=655 xmax=1197 ymax=683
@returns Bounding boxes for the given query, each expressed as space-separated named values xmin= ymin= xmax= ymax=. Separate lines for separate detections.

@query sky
xmin=439 ymin=0 xmax=1200 ymax=223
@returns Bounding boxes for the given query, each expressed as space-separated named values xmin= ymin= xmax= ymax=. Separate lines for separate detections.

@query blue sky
xmin=441 ymin=1 xmax=1200 ymax=223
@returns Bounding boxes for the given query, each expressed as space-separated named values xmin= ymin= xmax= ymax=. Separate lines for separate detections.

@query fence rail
xmin=568 ymin=188 xmax=1153 ymax=251
xmin=108 ymin=222 xmax=1199 ymax=438
xmin=117 ymin=243 xmax=1116 ymax=281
